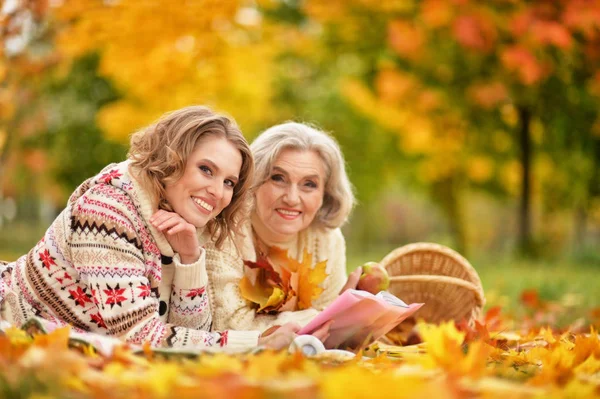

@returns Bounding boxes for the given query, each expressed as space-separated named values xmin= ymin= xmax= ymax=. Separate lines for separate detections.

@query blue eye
xmin=199 ymin=165 xmax=212 ymax=175
xmin=224 ymin=179 xmax=236 ymax=188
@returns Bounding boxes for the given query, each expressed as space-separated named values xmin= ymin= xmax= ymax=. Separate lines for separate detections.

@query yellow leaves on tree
xmin=240 ymin=247 xmax=328 ymax=314
xmin=51 ymin=0 xmax=279 ymax=141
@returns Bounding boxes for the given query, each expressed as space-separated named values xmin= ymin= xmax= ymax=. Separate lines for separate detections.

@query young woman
xmin=0 ymin=106 xmax=301 ymax=350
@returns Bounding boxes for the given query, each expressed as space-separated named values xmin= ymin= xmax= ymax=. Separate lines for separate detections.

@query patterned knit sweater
xmin=0 ymin=161 xmax=259 ymax=350
xmin=205 ymin=221 xmax=347 ymax=337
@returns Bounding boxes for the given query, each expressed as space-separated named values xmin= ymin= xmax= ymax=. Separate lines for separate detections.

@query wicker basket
xmin=380 ymin=243 xmax=485 ymax=325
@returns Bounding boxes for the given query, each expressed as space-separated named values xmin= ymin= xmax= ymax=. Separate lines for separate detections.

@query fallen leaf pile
xmin=240 ymin=247 xmax=328 ymax=313
xmin=1 ymin=289 xmax=600 ymax=398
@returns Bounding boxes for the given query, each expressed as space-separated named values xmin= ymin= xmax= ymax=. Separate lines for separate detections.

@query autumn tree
xmin=296 ymin=0 xmax=600 ymax=255
xmin=50 ymin=0 xmax=285 ymax=141
xmin=0 ymin=0 xmax=58 ymax=222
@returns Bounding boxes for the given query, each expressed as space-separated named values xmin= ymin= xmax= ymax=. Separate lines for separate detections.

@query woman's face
xmin=253 ymin=149 xmax=326 ymax=242
xmin=164 ymin=135 xmax=242 ymax=228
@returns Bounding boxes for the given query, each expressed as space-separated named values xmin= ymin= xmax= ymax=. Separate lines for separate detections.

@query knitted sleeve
xmin=311 ymin=228 xmax=347 ymax=311
xmin=70 ymin=185 xmax=259 ymax=350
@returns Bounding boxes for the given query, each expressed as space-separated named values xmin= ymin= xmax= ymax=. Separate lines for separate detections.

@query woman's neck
xmin=251 ymin=212 xmax=297 ymax=247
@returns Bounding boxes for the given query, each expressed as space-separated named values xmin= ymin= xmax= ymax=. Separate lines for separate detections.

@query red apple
xmin=356 ymin=261 xmax=390 ymax=294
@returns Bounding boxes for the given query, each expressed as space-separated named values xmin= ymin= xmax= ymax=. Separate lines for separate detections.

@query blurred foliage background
xmin=1 ymin=0 xmax=599 ymax=315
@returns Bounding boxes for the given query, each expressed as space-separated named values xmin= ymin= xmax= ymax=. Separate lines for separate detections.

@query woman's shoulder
xmin=205 ymin=220 xmax=254 ymax=259
xmin=302 ymin=225 xmax=345 ymax=244
xmin=69 ymin=162 xmax=144 ymax=221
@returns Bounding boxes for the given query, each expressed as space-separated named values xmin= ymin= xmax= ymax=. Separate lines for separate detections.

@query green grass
xmin=348 ymin=251 xmax=600 ymax=327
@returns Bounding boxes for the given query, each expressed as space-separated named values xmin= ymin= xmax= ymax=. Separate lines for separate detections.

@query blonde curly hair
xmin=128 ymin=105 xmax=253 ymax=248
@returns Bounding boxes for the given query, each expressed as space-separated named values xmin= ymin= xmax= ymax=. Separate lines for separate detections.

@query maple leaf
xmin=240 ymin=247 xmax=328 ymax=313
xmin=418 ymin=321 xmax=491 ymax=378
xmin=296 ymin=248 xmax=328 ymax=310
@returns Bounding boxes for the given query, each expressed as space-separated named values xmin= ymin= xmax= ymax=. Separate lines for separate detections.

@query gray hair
xmin=251 ymin=122 xmax=355 ymax=228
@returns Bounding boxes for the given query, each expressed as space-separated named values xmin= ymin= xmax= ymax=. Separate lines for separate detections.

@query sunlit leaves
xmin=51 ymin=0 xmax=279 ymax=140
xmin=4 ymin=302 xmax=600 ymax=398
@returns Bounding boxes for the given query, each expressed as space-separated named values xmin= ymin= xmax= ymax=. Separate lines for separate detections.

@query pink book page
xmin=298 ymin=289 xmax=365 ymax=335
xmin=298 ymin=290 xmax=423 ymax=349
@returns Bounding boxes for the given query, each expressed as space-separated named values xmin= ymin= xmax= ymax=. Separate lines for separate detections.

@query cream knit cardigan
xmin=205 ymin=221 xmax=347 ymax=336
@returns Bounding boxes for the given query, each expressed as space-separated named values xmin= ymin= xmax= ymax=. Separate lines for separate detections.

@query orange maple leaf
xmin=240 ymin=247 xmax=328 ymax=313
xmin=296 ymin=248 xmax=328 ymax=310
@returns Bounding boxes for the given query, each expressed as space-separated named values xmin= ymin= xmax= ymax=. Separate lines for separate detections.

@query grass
xmin=348 ymin=251 xmax=600 ymax=327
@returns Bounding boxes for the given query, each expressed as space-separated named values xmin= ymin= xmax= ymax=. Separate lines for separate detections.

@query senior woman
xmin=205 ymin=122 xmax=359 ymax=338
xmin=0 ymin=106 xmax=300 ymax=351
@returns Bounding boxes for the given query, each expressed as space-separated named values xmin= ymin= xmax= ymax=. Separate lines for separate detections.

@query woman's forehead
xmin=272 ymin=149 xmax=326 ymax=177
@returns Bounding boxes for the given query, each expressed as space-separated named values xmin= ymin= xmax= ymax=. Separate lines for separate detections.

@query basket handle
xmin=390 ymin=275 xmax=486 ymax=307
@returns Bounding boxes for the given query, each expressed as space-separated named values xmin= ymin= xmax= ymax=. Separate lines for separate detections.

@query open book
xmin=297 ymin=289 xmax=423 ymax=349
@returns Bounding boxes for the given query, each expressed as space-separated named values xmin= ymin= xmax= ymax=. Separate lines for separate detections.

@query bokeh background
xmin=1 ymin=0 xmax=599 ymax=324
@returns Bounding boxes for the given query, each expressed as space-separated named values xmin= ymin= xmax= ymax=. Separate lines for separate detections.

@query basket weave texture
xmin=380 ymin=243 xmax=485 ymax=325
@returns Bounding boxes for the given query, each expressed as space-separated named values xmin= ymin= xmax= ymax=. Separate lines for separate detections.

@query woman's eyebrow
xmin=200 ymin=159 xmax=219 ymax=171
xmin=272 ymin=166 xmax=320 ymax=180
xmin=202 ymin=158 xmax=239 ymax=181
xmin=271 ymin=166 xmax=289 ymax=176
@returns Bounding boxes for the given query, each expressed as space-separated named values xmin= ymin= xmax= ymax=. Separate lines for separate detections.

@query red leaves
xmin=452 ymin=14 xmax=497 ymax=53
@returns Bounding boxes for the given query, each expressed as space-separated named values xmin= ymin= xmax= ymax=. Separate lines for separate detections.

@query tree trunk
xmin=517 ymin=106 xmax=533 ymax=255
xmin=432 ymin=176 xmax=467 ymax=256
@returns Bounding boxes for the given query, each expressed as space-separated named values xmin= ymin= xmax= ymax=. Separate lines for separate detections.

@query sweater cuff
xmin=224 ymin=330 xmax=260 ymax=350
xmin=172 ymin=248 xmax=208 ymax=289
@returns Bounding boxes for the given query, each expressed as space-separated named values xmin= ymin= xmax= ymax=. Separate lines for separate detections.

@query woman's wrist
xmin=178 ymin=250 xmax=201 ymax=265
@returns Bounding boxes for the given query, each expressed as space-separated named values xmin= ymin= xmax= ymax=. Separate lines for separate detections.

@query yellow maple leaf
xmin=296 ymin=248 xmax=328 ymax=310
xmin=240 ymin=276 xmax=286 ymax=312
xmin=418 ymin=321 xmax=491 ymax=378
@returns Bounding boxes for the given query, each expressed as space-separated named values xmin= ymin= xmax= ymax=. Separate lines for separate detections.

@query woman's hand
xmin=150 ymin=210 xmax=200 ymax=264
xmin=338 ymin=266 xmax=362 ymax=294
xmin=257 ymin=322 xmax=301 ymax=350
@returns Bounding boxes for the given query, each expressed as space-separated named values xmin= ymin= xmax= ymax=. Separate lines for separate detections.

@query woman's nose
xmin=207 ymin=180 xmax=224 ymax=200
xmin=283 ymin=185 xmax=300 ymax=205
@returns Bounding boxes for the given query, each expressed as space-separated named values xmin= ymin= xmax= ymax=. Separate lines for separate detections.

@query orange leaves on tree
xmin=563 ymin=1 xmax=600 ymax=39
xmin=420 ymin=0 xmax=454 ymax=29
xmin=388 ymin=21 xmax=424 ymax=61
xmin=240 ymin=247 xmax=328 ymax=314
xmin=467 ymin=82 xmax=508 ymax=109
xmin=500 ymin=45 xmax=549 ymax=85
xmin=530 ymin=21 xmax=572 ymax=50
xmin=375 ymin=68 xmax=416 ymax=104
xmin=452 ymin=13 xmax=497 ymax=53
